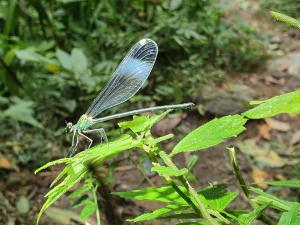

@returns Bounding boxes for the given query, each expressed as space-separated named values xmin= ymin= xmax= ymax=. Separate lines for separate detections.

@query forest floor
xmin=1 ymin=1 xmax=300 ymax=225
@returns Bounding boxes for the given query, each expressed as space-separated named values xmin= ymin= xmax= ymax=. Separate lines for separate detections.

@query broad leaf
xmin=243 ymin=90 xmax=300 ymax=119
xmin=56 ymin=49 xmax=72 ymax=70
xmin=267 ymin=180 xmax=300 ymax=188
xmin=171 ymin=115 xmax=247 ymax=156
xmin=71 ymin=48 xmax=88 ymax=73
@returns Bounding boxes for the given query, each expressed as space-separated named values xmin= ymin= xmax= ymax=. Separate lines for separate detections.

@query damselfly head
xmin=65 ymin=122 xmax=74 ymax=133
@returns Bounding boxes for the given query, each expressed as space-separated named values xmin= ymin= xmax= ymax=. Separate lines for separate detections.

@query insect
xmin=66 ymin=39 xmax=194 ymax=156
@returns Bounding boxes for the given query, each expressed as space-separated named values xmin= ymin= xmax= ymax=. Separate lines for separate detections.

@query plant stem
xmin=228 ymin=147 xmax=273 ymax=225
xmin=228 ymin=147 xmax=250 ymax=198
xmin=158 ymin=151 xmax=220 ymax=225
xmin=147 ymin=151 xmax=202 ymax=216
xmin=92 ymin=184 xmax=101 ymax=225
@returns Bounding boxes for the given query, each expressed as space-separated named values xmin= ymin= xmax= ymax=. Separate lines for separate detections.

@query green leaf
xmin=79 ymin=200 xmax=97 ymax=220
xmin=199 ymin=185 xmax=238 ymax=211
xmin=71 ymin=48 xmax=88 ymax=73
xmin=128 ymin=204 xmax=190 ymax=222
xmin=171 ymin=115 xmax=247 ymax=156
xmin=35 ymin=158 xmax=70 ymax=174
xmin=250 ymin=187 xmax=297 ymax=212
xmin=36 ymin=162 xmax=89 ymax=224
xmin=277 ymin=203 xmax=300 ymax=225
xmin=114 ymin=186 xmax=184 ymax=204
xmin=56 ymin=49 xmax=72 ymax=70
xmin=114 ymin=185 xmax=237 ymax=211
xmin=118 ymin=110 xmax=171 ymax=133
xmin=176 ymin=222 xmax=209 ymax=225
xmin=151 ymin=165 xmax=188 ymax=177
xmin=237 ymin=203 xmax=270 ymax=225
xmin=36 ymin=135 xmax=139 ymax=224
xmin=186 ymin=155 xmax=199 ymax=171
xmin=270 ymin=11 xmax=300 ymax=30
xmin=4 ymin=0 xmax=18 ymax=35
xmin=267 ymin=180 xmax=300 ymax=188
xmin=16 ymin=48 xmax=53 ymax=64
xmin=4 ymin=97 xmax=42 ymax=128
xmin=243 ymin=90 xmax=300 ymax=119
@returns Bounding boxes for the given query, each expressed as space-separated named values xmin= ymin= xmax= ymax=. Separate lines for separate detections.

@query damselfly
xmin=66 ymin=39 xmax=194 ymax=156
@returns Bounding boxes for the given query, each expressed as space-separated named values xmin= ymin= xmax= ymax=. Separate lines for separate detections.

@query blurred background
xmin=0 ymin=0 xmax=299 ymax=224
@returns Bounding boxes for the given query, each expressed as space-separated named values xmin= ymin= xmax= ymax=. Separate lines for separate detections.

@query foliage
xmin=0 ymin=0 xmax=267 ymax=165
xmin=36 ymin=88 xmax=300 ymax=224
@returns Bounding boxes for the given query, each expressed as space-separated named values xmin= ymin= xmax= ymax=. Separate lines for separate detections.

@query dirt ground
xmin=1 ymin=1 xmax=300 ymax=225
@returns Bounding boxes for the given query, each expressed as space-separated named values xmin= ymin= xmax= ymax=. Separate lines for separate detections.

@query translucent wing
xmin=86 ymin=39 xmax=158 ymax=118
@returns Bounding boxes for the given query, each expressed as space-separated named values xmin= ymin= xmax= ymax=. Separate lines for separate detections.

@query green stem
xmin=148 ymin=151 xmax=202 ymax=216
xmin=159 ymin=151 xmax=220 ymax=225
xmin=92 ymin=183 xmax=101 ymax=225
xmin=228 ymin=147 xmax=273 ymax=225
xmin=228 ymin=147 xmax=250 ymax=198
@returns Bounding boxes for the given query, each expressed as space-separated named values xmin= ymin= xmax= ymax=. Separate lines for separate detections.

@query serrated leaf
xmin=36 ymin=135 xmax=139 ymax=224
xmin=128 ymin=204 xmax=190 ymax=222
xmin=267 ymin=180 xmax=300 ymax=188
xmin=243 ymin=90 xmax=300 ymax=119
xmin=237 ymin=203 xmax=269 ymax=225
xmin=35 ymin=158 xmax=70 ymax=174
xmin=277 ymin=203 xmax=300 ymax=225
xmin=151 ymin=165 xmax=188 ymax=177
xmin=171 ymin=115 xmax=247 ymax=156
xmin=118 ymin=110 xmax=171 ymax=133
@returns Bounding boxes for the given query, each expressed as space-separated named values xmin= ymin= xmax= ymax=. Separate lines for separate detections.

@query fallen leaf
xmin=251 ymin=167 xmax=271 ymax=189
xmin=289 ymin=130 xmax=300 ymax=146
xmin=258 ymin=123 xmax=270 ymax=140
xmin=0 ymin=155 xmax=13 ymax=169
xmin=265 ymin=118 xmax=291 ymax=132
xmin=236 ymin=139 xmax=298 ymax=168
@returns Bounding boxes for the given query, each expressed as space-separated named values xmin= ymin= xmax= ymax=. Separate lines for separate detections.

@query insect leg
xmin=83 ymin=128 xmax=108 ymax=144
xmin=79 ymin=132 xmax=93 ymax=149
xmin=68 ymin=133 xmax=79 ymax=157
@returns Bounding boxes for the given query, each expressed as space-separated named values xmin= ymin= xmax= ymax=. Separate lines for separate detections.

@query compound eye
xmin=65 ymin=122 xmax=73 ymax=133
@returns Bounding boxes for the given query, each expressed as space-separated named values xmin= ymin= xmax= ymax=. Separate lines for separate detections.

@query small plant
xmin=36 ymin=88 xmax=300 ymax=225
